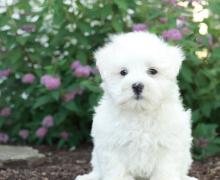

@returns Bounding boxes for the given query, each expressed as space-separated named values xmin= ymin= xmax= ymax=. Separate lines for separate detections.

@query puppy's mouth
xmin=134 ymin=95 xmax=144 ymax=100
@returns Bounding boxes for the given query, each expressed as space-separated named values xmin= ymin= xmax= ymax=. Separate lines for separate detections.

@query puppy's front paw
xmin=75 ymin=174 xmax=96 ymax=180
xmin=184 ymin=176 xmax=198 ymax=180
xmin=103 ymin=175 xmax=134 ymax=180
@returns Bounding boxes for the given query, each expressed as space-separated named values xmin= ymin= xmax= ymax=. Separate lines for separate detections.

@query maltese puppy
xmin=76 ymin=32 xmax=197 ymax=180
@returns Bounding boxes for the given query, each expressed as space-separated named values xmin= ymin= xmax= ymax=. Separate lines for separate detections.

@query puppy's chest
xmin=114 ymin=122 xmax=160 ymax=177
xmin=113 ymin=119 xmax=159 ymax=150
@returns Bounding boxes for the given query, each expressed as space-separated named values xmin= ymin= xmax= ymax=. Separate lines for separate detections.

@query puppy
xmin=76 ymin=32 xmax=197 ymax=180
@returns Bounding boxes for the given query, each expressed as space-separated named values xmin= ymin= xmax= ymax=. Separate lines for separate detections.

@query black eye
xmin=148 ymin=68 xmax=158 ymax=75
xmin=120 ymin=69 xmax=128 ymax=76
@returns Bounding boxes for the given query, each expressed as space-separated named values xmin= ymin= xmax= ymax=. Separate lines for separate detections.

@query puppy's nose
xmin=132 ymin=82 xmax=144 ymax=95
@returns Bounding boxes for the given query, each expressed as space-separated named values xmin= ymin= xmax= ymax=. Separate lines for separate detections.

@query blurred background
xmin=0 ymin=0 xmax=220 ymax=160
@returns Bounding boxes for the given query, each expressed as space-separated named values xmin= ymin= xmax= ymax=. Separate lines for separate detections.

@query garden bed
xmin=0 ymin=145 xmax=219 ymax=180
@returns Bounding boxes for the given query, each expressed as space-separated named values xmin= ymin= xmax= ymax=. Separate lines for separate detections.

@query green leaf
xmin=55 ymin=109 xmax=69 ymax=125
xmin=50 ymin=90 xmax=60 ymax=101
xmin=194 ymin=123 xmax=218 ymax=138
xmin=113 ymin=0 xmax=127 ymax=10
xmin=32 ymin=95 xmax=53 ymax=109
xmin=180 ymin=65 xmax=193 ymax=83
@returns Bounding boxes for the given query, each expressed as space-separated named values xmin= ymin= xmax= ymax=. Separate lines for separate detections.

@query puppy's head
xmin=95 ymin=32 xmax=184 ymax=111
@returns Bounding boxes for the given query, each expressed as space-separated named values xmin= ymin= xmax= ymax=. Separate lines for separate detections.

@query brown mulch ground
xmin=0 ymin=145 xmax=219 ymax=180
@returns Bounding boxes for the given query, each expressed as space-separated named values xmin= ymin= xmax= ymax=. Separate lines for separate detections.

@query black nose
xmin=132 ymin=83 xmax=144 ymax=95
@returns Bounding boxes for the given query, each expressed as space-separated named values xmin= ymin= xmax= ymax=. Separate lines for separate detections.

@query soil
xmin=0 ymin=144 xmax=219 ymax=180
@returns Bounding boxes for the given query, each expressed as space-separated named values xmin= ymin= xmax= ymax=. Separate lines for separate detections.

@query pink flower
xmin=0 ymin=107 xmax=11 ymax=117
xmin=162 ymin=29 xmax=183 ymax=41
xmin=159 ymin=17 xmax=168 ymax=24
xmin=41 ymin=75 xmax=61 ymax=90
xmin=22 ymin=73 xmax=35 ymax=84
xmin=42 ymin=115 xmax=54 ymax=128
xmin=0 ymin=133 xmax=9 ymax=143
xmin=74 ymin=66 xmax=92 ymax=77
xmin=132 ymin=23 xmax=148 ymax=32
xmin=60 ymin=131 xmax=69 ymax=140
xmin=36 ymin=127 xmax=48 ymax=139
xmin=19 ymin=130 xmax=29 ymax=140
xmin=63 ymin=91 xmax=76 ymax=102
xmin=71 ymin=60 xmax=81 ymax=70
xmin=0 ymin=69 xmax=11 ymax=79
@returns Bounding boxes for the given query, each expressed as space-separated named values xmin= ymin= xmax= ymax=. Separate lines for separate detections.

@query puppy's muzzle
xmin=132 ymin=82 xmax=144 ymax=96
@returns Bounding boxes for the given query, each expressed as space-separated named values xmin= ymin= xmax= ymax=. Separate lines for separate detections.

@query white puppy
xmin=76 ymin=32 xmax=197 ymax=180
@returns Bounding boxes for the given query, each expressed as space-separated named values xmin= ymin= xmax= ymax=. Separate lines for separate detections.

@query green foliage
xmin=0 ymin=0 xmax=220 ymax=159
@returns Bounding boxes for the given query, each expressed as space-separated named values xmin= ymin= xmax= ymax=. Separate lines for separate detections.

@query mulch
xmin=0 ymin=144 xmax=219 ymax=180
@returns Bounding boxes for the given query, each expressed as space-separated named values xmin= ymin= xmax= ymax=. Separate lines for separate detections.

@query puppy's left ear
xmin=168 ymin=46 xmax=185 ymax=77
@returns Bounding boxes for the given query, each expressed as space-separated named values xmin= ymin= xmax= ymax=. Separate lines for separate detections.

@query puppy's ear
xmin=168 ymin=46 xmax=185 ymax=77
xmin=94 ymin=44 xmax=112 ymax=79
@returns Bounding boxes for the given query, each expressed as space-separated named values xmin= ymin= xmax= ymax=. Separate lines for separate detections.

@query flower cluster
xmin=22 ymin=73 xmax=35 ymax=84
xmin=162 ymin=28 xmax=183 ymax=41
xmin=132 ymin=23 xmax=148 ymax=32
xmin=0 ymin=107 xmax=11 ymax=117
xmin=41 ymin=75 xmax=61 ymax=90
xmin=36 ymin=115 xmax=54 ymax=139
xmin=63 ymin=87 xmax=84 ymax=102
xmin=71 ymin=60 xmax=92 ymax=77
xmin=19 ymin=130 xmax=29 ymax=140
xmin=0 ymin=133 xmax=9 ymax=143
xmin=0 ymin=69 xmax=11 ymax=79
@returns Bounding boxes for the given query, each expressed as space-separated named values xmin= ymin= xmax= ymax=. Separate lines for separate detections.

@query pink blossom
xmin=19 ymin=129 xmax=29 ymax=140
xmin=74 ymin=66 xmax=92 ymax=77
xmin=22 ymin=73 xmax=35 ymax=84
xmin=132 ymin=23 xmax=148 ymax=32
xmin=0 ymin=107 xmax=11 ymax=117
xmin=63 ymin=91 xmax=76 ymax=102
xmin=0 ymin=133 xmax=9 ymax=143
xmin=159 ymin=17 xmax=168 ymax=24
xmin=0 ymin=69 xmax=11 ymax=79
xmin=41 ymin=75 xmax=61 ymax=90
xmin=71 ymin=60 xmax=81 ymax=70
xmin=162 ymin=29 xmax=183 ymax=41
xmin=42 ymin=115 xmax=54 ymax=128
xmin=60 ymin=131 xmax=69 ymax=140
xmin=36 ymin=127 xmax=48 ymax=139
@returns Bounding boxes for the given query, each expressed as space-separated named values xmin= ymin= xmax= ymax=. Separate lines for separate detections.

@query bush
xmin=0 ymin=0 xmax=220 ymax=159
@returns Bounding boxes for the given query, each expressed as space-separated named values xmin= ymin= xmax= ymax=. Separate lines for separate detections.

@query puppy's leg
xmin=96 ymin=148 xmax=134 ymax=180
xmin=150 ymin=151 xmax=183 ymax=180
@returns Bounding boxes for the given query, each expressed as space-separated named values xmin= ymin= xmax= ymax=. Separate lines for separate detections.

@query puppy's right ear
xmin=94 ymin=44 xmax=111 ymax=79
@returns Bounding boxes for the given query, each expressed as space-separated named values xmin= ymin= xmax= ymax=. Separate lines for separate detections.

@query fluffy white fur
xmin=75 ymin=32 xmax=197 ymax=180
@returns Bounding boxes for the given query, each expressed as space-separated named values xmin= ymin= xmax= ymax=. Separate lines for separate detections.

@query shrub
xmin=0 ymin=0 xmax=220 ymax=159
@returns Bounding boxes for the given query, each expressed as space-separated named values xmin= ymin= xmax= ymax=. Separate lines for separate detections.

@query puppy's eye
xmin=148 ymin=68 xmax=158 ymax=75
xmin=120 ymin=69 xmax=128 ymax=76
